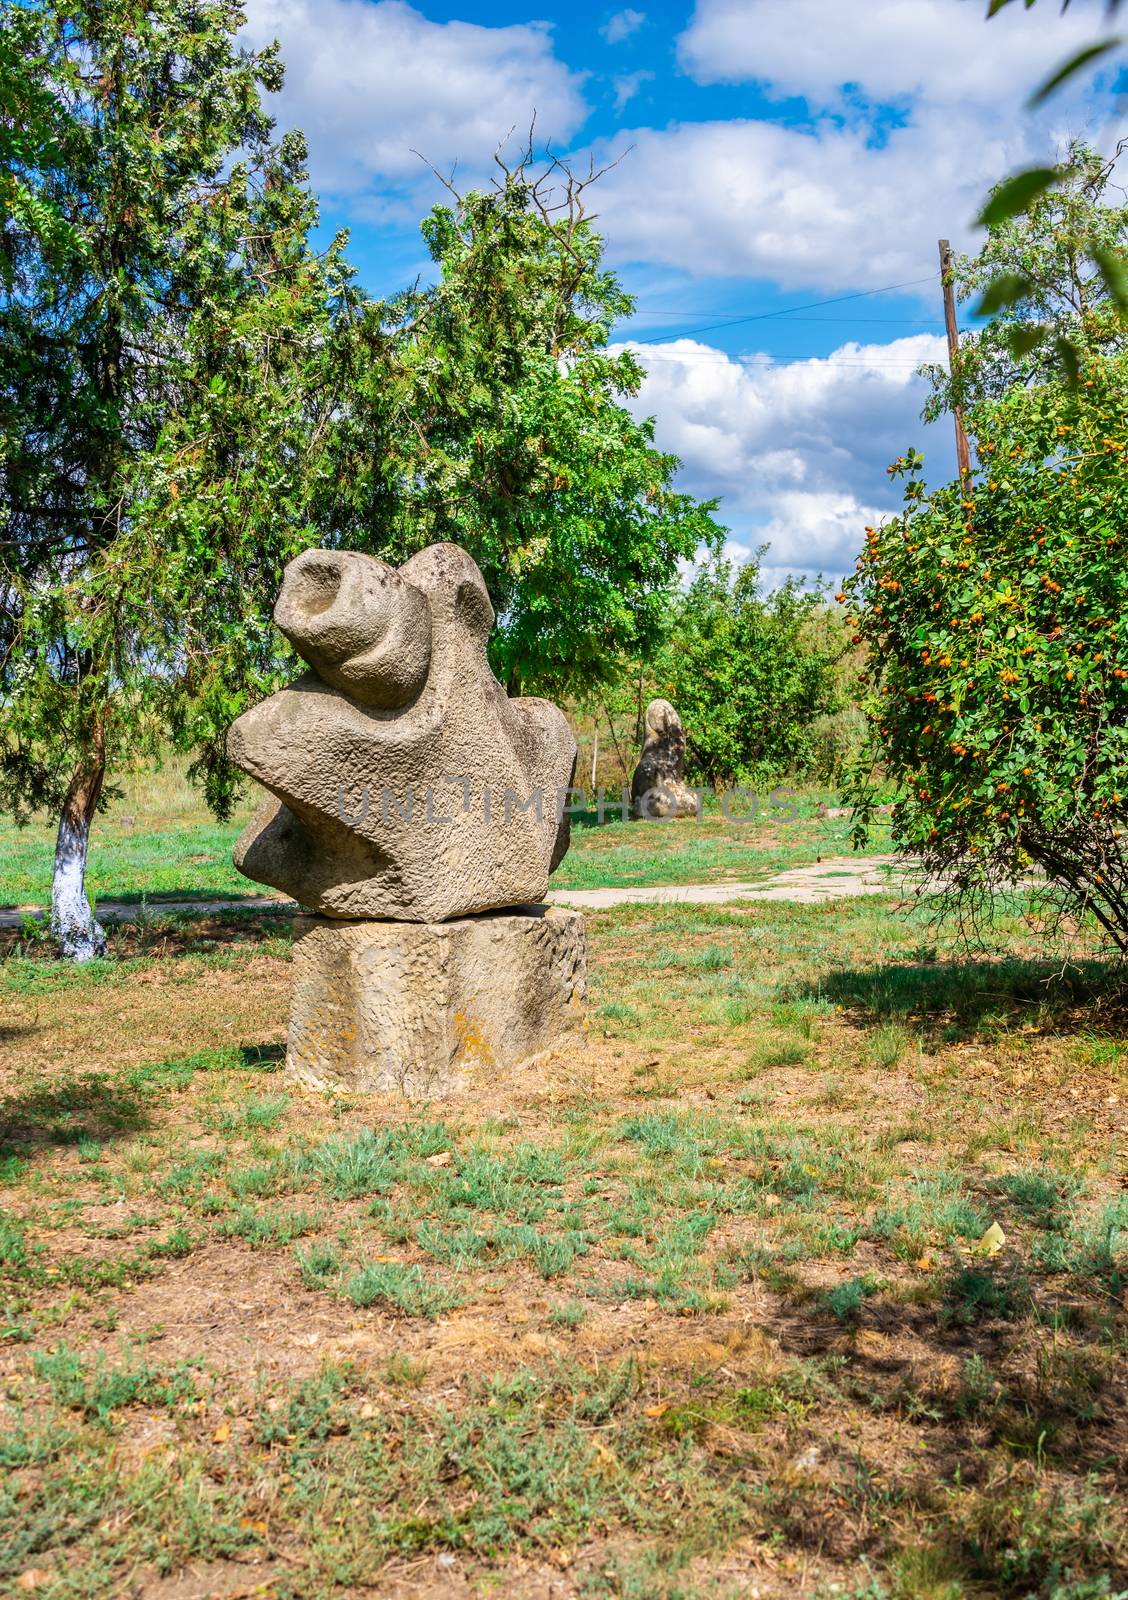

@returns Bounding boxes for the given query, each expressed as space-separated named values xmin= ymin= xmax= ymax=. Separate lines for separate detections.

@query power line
xmin=618 ymin=350 xmax=937 ymax=368
xmin=624 ymin=314 xmax=945 ymax=324
xmin=641 ymin=273 xmax=941 ymax=344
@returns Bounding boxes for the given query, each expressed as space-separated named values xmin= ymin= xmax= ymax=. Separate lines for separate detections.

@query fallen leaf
xmin=212 ymin=1420 xmax=231 ymax=1443
xmin=17 ymin=1573 xmax=49 ymax=1592
xmin=644 ymin=1402 xmax=670 ymax=1418
xmin=976 ymin=1221 xmax=1006 ymax=1257
xmin=914 ymin=1254 xmax=934 ymax=1271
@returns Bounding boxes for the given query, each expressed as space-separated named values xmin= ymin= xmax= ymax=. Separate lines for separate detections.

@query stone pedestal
xmin=285 ymin=908 xmax=586 ymax=1097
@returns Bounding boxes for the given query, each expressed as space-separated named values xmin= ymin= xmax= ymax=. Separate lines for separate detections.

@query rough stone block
xmin=285 ymin=908 xmax=586 ymax=1097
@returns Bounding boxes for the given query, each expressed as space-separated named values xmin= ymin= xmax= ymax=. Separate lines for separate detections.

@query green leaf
xmin=1006 ymin=323 xmax=1049 ymax=357
xmin=973 ymin=272 xmax=1035 ymax=317
xmin=977 ymin=168 xmax=1060 ymax=228
xmin=1053 ymin=335 xmax=1081 ymax=387
xmin=1091 ymin=243 xmax=1128 ymax=317
xmin=1027 ymin=39 xmax=1122 ymax=107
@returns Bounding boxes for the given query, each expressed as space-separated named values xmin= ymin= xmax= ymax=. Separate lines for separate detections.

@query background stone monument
xmin=229 ymin=543 xmax=586 ymax=1096
xmin=630 ymin=698 xmax=700 ymax=819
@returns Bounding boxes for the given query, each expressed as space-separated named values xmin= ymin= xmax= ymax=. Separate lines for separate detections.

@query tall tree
xmin=0 ymin=0 xmax=354 ymax=958
xmin=338 ymin=156 xmax=723 ymax=698
xmin=131 ymin=153 xmax=723 ymax=831
xmin=923 ymin=142 xmax=1127 ymax=419
xmin=2 ymin=10 xmax=720 ymax=961
xmin=973 ymin=0 xmax=1126 ymax=372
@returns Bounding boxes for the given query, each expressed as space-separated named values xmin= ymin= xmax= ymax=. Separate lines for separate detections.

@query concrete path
xmin=546 ymin=856 xmax=902 ymax=910
xmin=0 ymin=856 xmax=903 ymax=931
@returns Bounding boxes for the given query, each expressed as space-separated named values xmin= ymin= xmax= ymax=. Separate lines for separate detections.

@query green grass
xmin=0 ymin=755 xmax=260 ymax=906
xmin=31 ymin=1344 xmax=202 ymax=1422
xmin=0 ymin=756 xmax=891 ymax=907
xmin=343 ymin=1261 xmax=462 ymax=1317
xmin=551 ymin=795 xmax=892 ymax=891
xmin=2 ymin=852 xmax=1127 ymax=1595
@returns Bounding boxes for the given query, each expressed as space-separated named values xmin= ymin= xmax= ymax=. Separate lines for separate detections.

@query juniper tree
xmin=2 ymin=9 xmax=719 ymax=961
xmin=0 ymin=0 xmax=355 ymax=958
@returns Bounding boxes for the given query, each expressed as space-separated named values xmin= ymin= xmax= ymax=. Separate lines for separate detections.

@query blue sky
xmin=243 ymin=0 xmax=1123 ymax=585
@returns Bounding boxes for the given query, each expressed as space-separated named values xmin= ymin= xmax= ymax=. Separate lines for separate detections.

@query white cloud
xmin=613 ymin=70 xmax=654 ymax=111
xmin=618 ymin=333 xmax=951 ymax=581
xmin=243 ymin=0 xmax=588 ymax=198
xmin=602 ymin=9 xmax=646 ymax=45
xmin=594 ymin=112 xmax=1029 ymax=287
xmin=590 ymin=0 xmax=1119 ymax=289
xmin=678 ymin=0 xmax=1101 ymax=106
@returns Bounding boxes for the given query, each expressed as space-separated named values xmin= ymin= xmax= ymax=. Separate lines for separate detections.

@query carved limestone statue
xmin=228 ymin=543 xmax=577 ymax=921
xmin=630 ymin=698 xmax=700 ymax=820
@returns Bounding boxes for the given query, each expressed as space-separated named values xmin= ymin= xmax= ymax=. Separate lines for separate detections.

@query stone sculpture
xmin=630 ymin=698 xmax=700 ymax=820
xmin=228 ymin=543 xmax=586 ymax=1094
xmin=230 ymin=543 xmax=576 ymax=921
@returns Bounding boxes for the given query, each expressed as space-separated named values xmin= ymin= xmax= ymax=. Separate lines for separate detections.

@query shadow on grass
xmin=0 ymin=1023 xmax=40 ymax=1044
xmin=803 ymin=956 xmax=1128 ymax=1042
xmin=0 ymin=909 xmax=295 ymax=965
xmin=98 ymin=889 xmax=290 ymax=908
xmin=0 ymin=1074 xmax=149 ymax=1154
xmin=241 ymin=1044 xmax=285 ymax=1071
xmin=765 ymin=1248 xmax=1125 ymax=1467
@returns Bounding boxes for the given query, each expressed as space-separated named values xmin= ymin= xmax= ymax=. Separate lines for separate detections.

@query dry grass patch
xmin=0 ymin=894 xmax=1126 ymax=1598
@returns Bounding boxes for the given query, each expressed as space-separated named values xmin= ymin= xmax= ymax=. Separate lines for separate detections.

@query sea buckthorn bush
xmin=844 ymin=354 xmax=1128 ymax=949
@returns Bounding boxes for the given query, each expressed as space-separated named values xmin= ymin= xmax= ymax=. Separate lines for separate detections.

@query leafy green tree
xmin=0 ymin=0 xmax=354 ymax=959
xmin=2 ymin=11 xmax=720 ymax=959
xmin=845 ymin=352 xmax=1128 ymax=950
xmin=653 ymin=555 xmax=844 ymax=789
xmin=974 ymin=1 xmax=1126 ymax=369
xmin=0 ymin=22 xmax=87 ymax=279
xmin=338 ymin=158 xmax=723 ymax=697
xmin=925 ymin=142 xmax=1127 ymax=414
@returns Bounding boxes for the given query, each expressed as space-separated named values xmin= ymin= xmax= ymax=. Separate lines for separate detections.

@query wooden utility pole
xmin=939 ymin=239 xmax=972 ymax=486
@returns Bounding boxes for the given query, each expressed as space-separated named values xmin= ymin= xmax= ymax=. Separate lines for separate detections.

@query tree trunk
xmin=603 ymin=703 xmax=631 ymax=783
xmin=51 ymin=737 xmax=107 ymax=962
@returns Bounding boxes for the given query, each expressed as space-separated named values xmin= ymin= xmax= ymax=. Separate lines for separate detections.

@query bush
xmin=656 ymin=555 xmax=846 ymax=787
xmin=845 ymin=353 xmax=1128 ymax=949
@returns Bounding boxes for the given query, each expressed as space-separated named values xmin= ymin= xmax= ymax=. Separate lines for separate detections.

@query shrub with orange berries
xmin=843 ymin=352 xmax=1128 ymax=950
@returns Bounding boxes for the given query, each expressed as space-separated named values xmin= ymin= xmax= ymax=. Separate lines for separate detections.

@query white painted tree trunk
xmin=50 ymin=752 xmax=107 ymax=962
